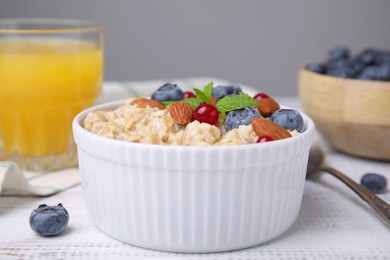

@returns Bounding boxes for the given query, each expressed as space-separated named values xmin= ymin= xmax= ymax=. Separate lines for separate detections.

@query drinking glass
xmin=0 ymin=19 xmax=103 ymax=171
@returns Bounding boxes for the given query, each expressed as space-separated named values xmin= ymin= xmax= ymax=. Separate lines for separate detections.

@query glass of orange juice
xmin=0 ymin=19 xmax=103 ymax=171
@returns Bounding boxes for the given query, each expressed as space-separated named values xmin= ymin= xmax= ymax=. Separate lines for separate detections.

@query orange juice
xmin=0 ymin=38 xmax=102 ymax=157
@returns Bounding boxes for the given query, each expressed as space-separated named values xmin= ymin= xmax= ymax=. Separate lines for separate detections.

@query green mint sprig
xmin=215 ymin=94 xmax=259 ymax=113
xmin=182 ymin=98 xmax=202 ymax=109
xmin=162 ymin=81 xmax=214 ymax=109
xmin=193 ymin=81 xmax=214 ymax=104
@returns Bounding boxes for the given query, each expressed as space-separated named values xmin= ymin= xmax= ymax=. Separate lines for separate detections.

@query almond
xmin=257 ymin=97 xmax=280 ymax=117
xmin=251 ymin=118 xmax=292 ymax=140
xmin=210 ymin=97 xmax=217 ymax=105
xmin=169 ymin=101 xmax=193 ymax=125
xmin=130 ymin=98 xmax=164 ymax=110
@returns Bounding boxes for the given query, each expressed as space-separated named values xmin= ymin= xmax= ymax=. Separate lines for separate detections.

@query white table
xmin=1 ymin=80 xmax=389 ymax=259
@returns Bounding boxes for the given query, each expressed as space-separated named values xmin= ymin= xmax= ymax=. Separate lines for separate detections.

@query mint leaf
xmin=192 ymin=81 xmax=214 ymax=104
xmin=182 ymin=98 xmax=202 ymax=109
xmin=203 ymin=81 xmax=214 ymax=101
xmin=215 ymin=94 xmax=258 ymax=113
xmin=193 ymin=88 xmax=209 ymax=103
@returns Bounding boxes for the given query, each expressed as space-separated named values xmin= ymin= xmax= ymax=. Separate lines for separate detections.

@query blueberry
xmin=326 ymin=59 xmax=361 ymax=78
xmin=378 ymin=63 xmax=390 ymax=81
xmin=225 ymin=107 xmax=259 ymax=131
xmin=212 ymin=85 xmax=243 ymax=101
xmin=349 ymin=59 xmax=365 ymax=76
xmin=381 ymin=51 xmax=390 ymax=64
xmin=307 ymin=63 xmax=326 ymax=74
xmin=355 ymin=48 xmax=382 ymax=66
xmin=360 ymin=173 xmax=387 ymax=194
xmin=327 ymin=67 xmax=355 ymax=79
xmin=151 ymin=83 xmax=184 ymax=102
xmin=357 ymin=66 xmax=381 ymax=81
xmin=30 ymin=203 xmax=69 ymax=236
xmin=327 ymin=45 xmax=350 ymax=63
xmin=270 ymin=109 xmax=304 ymax=132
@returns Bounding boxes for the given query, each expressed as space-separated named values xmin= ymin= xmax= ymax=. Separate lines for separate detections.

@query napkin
xmin=0 ymin=77 xmax=240 ymax=196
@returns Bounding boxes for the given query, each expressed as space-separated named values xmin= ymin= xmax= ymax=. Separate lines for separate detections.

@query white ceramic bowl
xmin=73 ymin=100 xmax=315 ymax=253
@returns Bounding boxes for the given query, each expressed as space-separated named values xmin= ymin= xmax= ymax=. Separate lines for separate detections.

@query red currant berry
xmin=193 ymin=104 xmax=219 ymax=125
xmin=256 ymin=135 xmax=274 ymax=143
xmin=184 ymin=91 xmax=196 ymax=99
xmin=253 ymin=93 xmax=270 ymax=102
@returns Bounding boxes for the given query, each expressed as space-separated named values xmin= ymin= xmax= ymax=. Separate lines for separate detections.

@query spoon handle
xmin=321 ymin=166 xmax=390 ymax=226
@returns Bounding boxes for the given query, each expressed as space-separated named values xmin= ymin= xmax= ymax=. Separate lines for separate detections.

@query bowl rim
xmin=73 ymin=99 xmax=315 ymax=151
xmin=300 ymin=65 xmax=390 ymax=86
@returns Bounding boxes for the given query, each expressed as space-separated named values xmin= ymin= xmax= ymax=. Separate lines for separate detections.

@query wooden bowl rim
xmin=300 ymin=65 xmax=390 ymax=87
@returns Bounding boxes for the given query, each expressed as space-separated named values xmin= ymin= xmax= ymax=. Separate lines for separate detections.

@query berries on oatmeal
xmin=212 ymin=85 xmax=243 ymax=101
xmin=84 ymin=81 xmax=303 ymax=146
xmin=225 ymin=107 xmax=259 ymax=131
xmin=151 ymin=83 xmax=184 ymax=102
xmin=193 ymin=104 xmax=219 ymax=125
xmin=184 ymin=91 xmax=196 ymax=99
xmin=256 ymin=135 xmax=274 ymax=143
xmin=270 ymin=109 xmax=304 ymax=132
xmin=253 ymin=92 xmax=270 ymax=102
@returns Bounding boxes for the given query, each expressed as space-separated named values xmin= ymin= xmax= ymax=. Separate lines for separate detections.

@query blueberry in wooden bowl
xmin=299 ymin=46 xmax=390 ymax=160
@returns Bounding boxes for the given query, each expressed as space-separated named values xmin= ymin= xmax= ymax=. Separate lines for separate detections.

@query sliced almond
xmin=251 ymin=118 xmax=292 ymax=140
xmin=169 ymin=101 xmax=193 ymax=125
xmin=257 ymin=97 xmax=280 ymax=117
xmin=130 ymin=98 xmax=164 ymax=110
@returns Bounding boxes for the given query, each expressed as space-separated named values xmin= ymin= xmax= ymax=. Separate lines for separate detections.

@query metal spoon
xmin=307 ymin=143 xmax=390 ymax=226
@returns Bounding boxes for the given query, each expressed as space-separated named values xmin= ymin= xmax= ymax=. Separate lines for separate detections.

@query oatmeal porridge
xmin=84 ymin=83 xmax=303 ymax=145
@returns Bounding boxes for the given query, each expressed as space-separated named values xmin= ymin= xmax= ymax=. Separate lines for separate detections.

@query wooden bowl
xmin=299 ymin=67 xmax=390 ymax=160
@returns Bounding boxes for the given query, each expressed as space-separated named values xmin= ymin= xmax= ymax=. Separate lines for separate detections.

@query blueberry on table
xmin=270 ymin=109 xmax=304 ymax=132
xmin=225 ymin=107 xmax=259 ymax=131
xmin=361 ymin=173 xmax=387 ymax=194
xmin=30 ymin=203 xmax=69 ymax=236
xmin=151 ymin=83 xmax=184 ymax=102
xmin=327 ymin=45 xmax=350 ymax=63
xmin=212 ymin=85 xmax=243 ymax=101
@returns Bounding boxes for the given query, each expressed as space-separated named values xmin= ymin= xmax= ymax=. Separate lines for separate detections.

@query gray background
xmin=1 ymin=0 xmax=390 ymax=95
